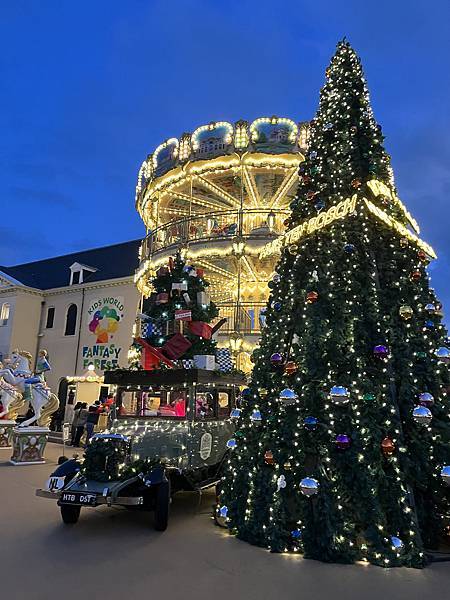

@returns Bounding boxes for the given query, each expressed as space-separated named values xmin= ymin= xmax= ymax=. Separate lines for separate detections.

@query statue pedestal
xmin=10 ymin=427 xmax=50 ymax=465
xmin=0 ymin=421 xmax=16 ymax=449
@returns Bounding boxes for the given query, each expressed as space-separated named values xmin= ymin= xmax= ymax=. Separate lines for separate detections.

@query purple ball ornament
xmin=373 ymin=344 xmax=389 ymax=359
xmin=418 ymin=392 xmax=434 ymax=407
xmin=270 ymin=352 xmax=284 ymax=367
xmin=335 ymin=434 xmax=351 ymax=450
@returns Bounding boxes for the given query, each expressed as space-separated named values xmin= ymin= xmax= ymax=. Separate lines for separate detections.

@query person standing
xmin=72 ymin=403 xmax=88 ymax=447
xmin=85 ymin=401 xmax=101 ymax=443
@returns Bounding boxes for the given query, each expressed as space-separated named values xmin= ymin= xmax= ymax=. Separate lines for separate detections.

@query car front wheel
xmin=60 ymin=504 xmax=81 ymax=524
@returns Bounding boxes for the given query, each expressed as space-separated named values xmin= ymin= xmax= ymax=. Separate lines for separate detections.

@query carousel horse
xmin=0 ymin=350 xmax=59 ymax=428
xmin=0 ymin=378 xmax=24 ymax=420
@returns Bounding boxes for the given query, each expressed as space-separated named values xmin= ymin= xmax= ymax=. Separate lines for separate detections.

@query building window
xmin=64 ymin=304 xmax=78 ymax=336
xmin=46 ymin=307 xmax=55 ymax=329
xmin=71 ymin=271 xmax=81 ymax=285
xmin=0 ymin=303 xmax=10 ymax=326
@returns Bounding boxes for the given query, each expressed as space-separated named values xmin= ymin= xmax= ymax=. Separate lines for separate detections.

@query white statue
xmin=0 ymin=350 xmax=59 ymax=428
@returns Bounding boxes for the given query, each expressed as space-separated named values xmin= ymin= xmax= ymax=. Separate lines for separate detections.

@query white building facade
xmin=0 ymin=240 xmax=141 ymax=424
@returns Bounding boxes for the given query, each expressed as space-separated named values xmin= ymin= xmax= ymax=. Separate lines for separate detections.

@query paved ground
xmin=1 ymin=443 xmax=450 ymax=600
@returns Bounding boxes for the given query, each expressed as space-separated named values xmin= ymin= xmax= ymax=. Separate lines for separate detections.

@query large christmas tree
xmin=219 ymin=40 xmax=450 ymax=568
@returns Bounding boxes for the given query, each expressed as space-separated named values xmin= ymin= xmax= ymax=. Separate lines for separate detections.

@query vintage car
xmin=36 ymin=368 xmax=245 ymax=531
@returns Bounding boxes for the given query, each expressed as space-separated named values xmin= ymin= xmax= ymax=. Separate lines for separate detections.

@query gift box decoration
xmin=141 ymin=320 xmax=163 ymax=338
xmin=165 ymin=320 xmax=186 ymax=336
xmin=161 ymin=333 xmax=192 ymax=360
xmin=156 ymin=292 xmax=169 ymax=304
xmin=188 ymin=321 xmax=213 ymax=339
xmin=172 ymin=282 xmax=188 ymax=291
xmin=181 ymin=359 xmax=195 ymax=369
xmin=216 ymin=348 xmax=233 ymax=373
xmin=135 ymin=338 xmax=175 ymax=370
xmin=156 ymin=266 xmax=169 ymax=277
xmin=175 ymin=309 xmax=192 ymax=321
xmin=197 ymin=291 xmax=210 ymax=307
xmin=194 ymin=355 xmax=216 ymax=370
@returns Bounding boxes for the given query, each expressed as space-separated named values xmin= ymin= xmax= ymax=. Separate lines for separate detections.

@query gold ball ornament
xmin=400 ymin=238 xmax=408 ymax=248
xmin=283 ymin=461 xmax=292 ymax=470
xmin=264 ymin=450 xmax=275 ymax=465
xmin=258 ymin=388 xmax=268 ymax=398
xmin=399 ymin=305 xmax=413 ymax=320
xmin=284 ymin=361 xmax=298 ymax=376
xmin=351 ymin=178 xmax=362 ymax=189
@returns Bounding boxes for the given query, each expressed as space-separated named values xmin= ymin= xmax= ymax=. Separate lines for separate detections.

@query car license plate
xmin=60 ymin=492 xmax=97 ymax=506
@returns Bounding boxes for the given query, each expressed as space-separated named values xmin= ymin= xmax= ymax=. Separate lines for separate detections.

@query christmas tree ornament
xmin=310 ymin=166 xmax=319 ymax=175
xmin=311 ymin=269 xmax=319 ymax=282
xmin=250 ymin=409 xmax=262 ymax=423
xmin=277 ymin=475 xmax=287 ymax=491
xmin=330 ymin=385 xmax=350 ymax=404
xmin=425 ymin=303 xmax=436 ymax=314
xmin=411 ymin=270 xmax=421 ymax=281
xmin=264 ymin=450 xmax=275 ymax=465
xmin=284 ymin=361 xmax=298 ymax=376
xmin=306 ymin=190 xmax=317 ymax=200
xmin=272 ymin=301 xmax=282 ymax=312
xmin=241 ymin=388 xmax=252 ymax=400
xmin=418 ymin=392 xmax=434 ymax=407
xmin=381 ymin=437 xmax=395 ymax=456
xmin=306 ymin=291 xmax=319 ymax=304
xmin=270 ymin=352 xmax=284 ymax=366
xmin=258 ymin=388 xmax=268 ymax=398
xmin=323 ymin=122 xmax=333 ymax=130
xmin=335 ymin=434 xmax=351 ymax=449
xmin=315 ymin=198 xmax=325 ymax=211
xmin=230 ymin=408 xmax=241 ymax=419
xmin=304 ymin=416 xmax=318 ymax=431
xmin=391 ymin=536 xmax=404 ymax=551
xmin=418 ymin=250 xmax=428 ymax=262
xmin=219 ymin=505 xmax=228 ymax=518
xmin=425 ymin=320 xmax=435 ymax=329
xmin=399 ymin=305 xmax=413 ymax=320
xmin=279 ymin=388 xmax=298 ymax=405
xmin=435 ymin=347 xmax=450 ymax=363
xmin=291 ymin=528 xmax=302 ymax=540
xmin=226 ymin=439 xmax=237 ymax=449
xmin=412 ymin=405 xmax=432 ymax=425
xmin=373 ymin=344 xmax=389 ymax=359
xmin=400 ymin=238 xmax=408 ymax=248
xmin=344 ymin=243 xmax=356 ymax=254
xmin=440 ymin=466 xmax=450 ymax=485
xmin=283 ymin=462 xmax=292 ymax=470
xmin=350 ymin=125 xmax=357 ymax=134
xmin=299 ymin=477 xmax=319 ymax=496
xmin=288 ymin=244 xmax=298 ymax=255
xmin=302 ymin=174 xmax=311 ymax=184
xmin=309 ymin=151 xmax=318 ymax=159
xmin=363 ymin=393 xmax=376 ymax=401
xmin=272 ymin=273 xmax=281 ymax=284
xmin=351 ymin=178 xmax=362 ymax=189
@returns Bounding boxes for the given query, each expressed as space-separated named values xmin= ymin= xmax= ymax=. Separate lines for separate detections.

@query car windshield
xmin=117 ymin=387 xmax=187 ymax=419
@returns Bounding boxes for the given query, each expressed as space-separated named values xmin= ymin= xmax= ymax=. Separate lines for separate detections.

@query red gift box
xmin=196 ymin=268 xmax=204 ymax=278
xmin=187 ymin=321 xmax=212 ymax=339
xmin=161 ymin=333 xmax=192 ymax=360
xmin=135 ymin=338 xmax=174 ymax=370
xmin=156 ymin=292 xmax=169 ymax=304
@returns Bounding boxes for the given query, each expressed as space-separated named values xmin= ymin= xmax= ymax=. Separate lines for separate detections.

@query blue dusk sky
xmin=1 ymin=1 xmax=449 ymax=306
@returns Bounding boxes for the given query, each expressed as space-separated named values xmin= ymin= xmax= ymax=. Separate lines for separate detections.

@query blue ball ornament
xmin=304 ymin=416 xmax=318 ymax=431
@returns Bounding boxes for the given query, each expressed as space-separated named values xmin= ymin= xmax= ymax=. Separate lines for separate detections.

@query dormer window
xmin=69 ymin=262 xmax=97 ymax=285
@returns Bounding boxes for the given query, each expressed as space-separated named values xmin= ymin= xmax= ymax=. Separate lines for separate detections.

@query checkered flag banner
xmin=216 ymin=348 xmax=233 ymax=372
xmin=141 ymin=320 xmax=163 ymax=338
xmin=181 ymin=359 xmax=195 ymax=369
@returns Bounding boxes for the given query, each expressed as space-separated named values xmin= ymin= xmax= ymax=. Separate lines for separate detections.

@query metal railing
xmin=212 ymin=302 xmax=267 ymax=335
xmin=140 ymin=209 xmax=288 ymax=259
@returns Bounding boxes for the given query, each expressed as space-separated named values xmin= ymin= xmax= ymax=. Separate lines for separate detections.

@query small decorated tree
xmin=218 ymin=40 xmax=450 ymax=568
xmin=130 ymin=252 xmax=220 ymax=368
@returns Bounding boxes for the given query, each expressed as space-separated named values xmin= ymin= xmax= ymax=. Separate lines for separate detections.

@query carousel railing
xmin=140 ymin=209 xmax=288 ymax=259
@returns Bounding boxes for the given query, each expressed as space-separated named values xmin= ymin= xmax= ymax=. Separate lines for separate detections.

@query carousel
xmin=135 ymin=117 xmax=308 ymax=368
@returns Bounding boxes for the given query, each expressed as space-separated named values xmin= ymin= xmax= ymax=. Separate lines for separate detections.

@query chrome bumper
xmin=36 ymin=489 xmax=144 ymax=506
